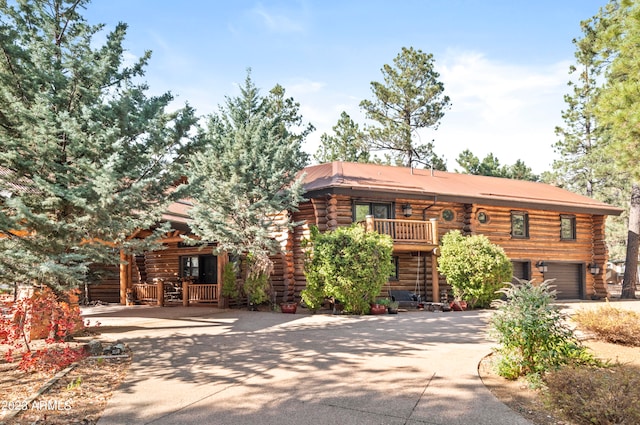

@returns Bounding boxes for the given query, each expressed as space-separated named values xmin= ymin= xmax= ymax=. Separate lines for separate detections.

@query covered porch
xmin=362 ymin=215 xmax=442 ymax=302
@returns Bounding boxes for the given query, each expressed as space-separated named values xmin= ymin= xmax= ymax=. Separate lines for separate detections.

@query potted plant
xmin=449 ymin=289 xmax=468 ymax=311
xmin=280 ymin=295 xmax=298 ymax=314
xmin=370 ymin=298 xmax=390 ymax=314
xmin=371 ymin=298 xmax=389 ymax=315
xmin=387 ymin=300 xmax=399 ymax=314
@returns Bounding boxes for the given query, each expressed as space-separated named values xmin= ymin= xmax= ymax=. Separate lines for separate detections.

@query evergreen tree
xmin=0 ymin=0 xmax=199 ymax=293
xmin=593 ymin=0 xmax=640 ymax=298
xmin=313 ymin=111 xmax=370 ymax=163
xmin=360 ymin=47 xmax=450 ymax=169
xmin=552 ymin=2 xmax=629 ymax=262
xmin=456 ymin=150 xmax=538 ymax=181
xmin=187 ymin=72 xmax=312 ymax=279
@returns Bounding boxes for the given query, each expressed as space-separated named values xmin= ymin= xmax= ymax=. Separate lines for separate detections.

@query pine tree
xmin=0 ymin=0 xmax=200 ymax=293
xmin=187 ymin=72 xmax=312 ymax=279
xmin=593 ymin=0 xmax=640 ymax=298
xmin=314 ymin=111 xmax=370 ymax=163
xmin=360 ymin=47 xmax=450 ymax=169
xmin=456 ymin=150 xmax=538 ymax=181
xmin=551 ymin=3 xmax=630 ymax=263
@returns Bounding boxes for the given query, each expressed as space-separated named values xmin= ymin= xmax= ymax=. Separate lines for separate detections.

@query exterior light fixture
xmin=536 ymin=261 xmax=548 ymax=274
xmin=402 ymin=203 xmax=413 ymax=217
xmin=589 ymin=262 xmax=600 ymax=275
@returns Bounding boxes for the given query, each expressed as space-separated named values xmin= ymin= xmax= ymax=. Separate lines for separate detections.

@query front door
xmin=180 ymin=255 xmax=217 ymax=284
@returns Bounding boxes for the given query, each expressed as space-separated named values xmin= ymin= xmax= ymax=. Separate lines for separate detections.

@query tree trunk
xmin=621 ymin=183 xmax=640 ymax=299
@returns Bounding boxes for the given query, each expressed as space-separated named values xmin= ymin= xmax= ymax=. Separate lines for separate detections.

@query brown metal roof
xmin=302 ymin=161 xmax=623 ymax=216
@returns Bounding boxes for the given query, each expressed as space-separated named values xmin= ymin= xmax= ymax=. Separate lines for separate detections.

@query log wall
xmin=284 ymin=196 xmax=609 ymax=302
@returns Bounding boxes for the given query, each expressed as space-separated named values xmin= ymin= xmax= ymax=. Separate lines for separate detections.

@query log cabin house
xmin=90 ymin=161 xmax=623 ymax=305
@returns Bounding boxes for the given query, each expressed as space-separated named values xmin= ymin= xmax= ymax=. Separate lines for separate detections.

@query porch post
xmin=431 ymin=253 xmax=439 ymax=303
xmin=182 ymin=278 xmax=189 ymax=307
xmin=365 ymin=215 xmax=375 ymax=232
xmin=429 ymin=218 xmax=438 ymax=245
xmin=429 ymin=218 xmax=440 ymax=303
xmin=119 ymin=250 xmax=131 ymax=305
xmin=156 ymin=278 xmax=164 ymax=307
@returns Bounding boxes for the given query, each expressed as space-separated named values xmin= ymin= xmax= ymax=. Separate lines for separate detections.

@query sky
xmin=83 ymin=0 xmax=608 ymax=174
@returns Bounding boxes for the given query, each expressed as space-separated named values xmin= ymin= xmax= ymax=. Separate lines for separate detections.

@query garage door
xmin=545 ymin=263 xmax=583 ymax=299
xmin=511 ymin=261 xmax=530 ymax=283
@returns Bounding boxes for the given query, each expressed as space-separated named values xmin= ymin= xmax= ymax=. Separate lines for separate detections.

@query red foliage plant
xmin=0 ymin=287 xmax=87 ymax=371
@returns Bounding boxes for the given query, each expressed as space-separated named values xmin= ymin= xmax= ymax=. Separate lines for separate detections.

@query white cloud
xmin=251 ymin=3 xmax=305 ymax=33
xmin=433 ymin=50 xmax=571 ymax=173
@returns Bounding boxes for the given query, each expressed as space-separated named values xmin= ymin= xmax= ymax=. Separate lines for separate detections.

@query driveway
xmin=83 ymin=305 xmax=532 ymax=425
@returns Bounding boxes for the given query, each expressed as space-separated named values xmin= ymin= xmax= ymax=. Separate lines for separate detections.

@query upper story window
xmin=477 ymin=210 xmax=489 ymax=224
xmin=441 ymin=209 xmax=455 ymax=222
xmin=511 ymin=211 xmax=529 ymax=239
xmin=353 ymin=202 xmax=392 ymax=222
xmin=560 ymin=215 xmax=577 ymax=240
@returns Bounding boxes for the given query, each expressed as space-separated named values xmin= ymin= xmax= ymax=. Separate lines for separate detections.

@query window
xmin=477 ymin=210 xmax=489 ymax=224
xmin=560 ymin=215 xmax=576 ymax=240
xmin=353 ymin=202 xmax=392 ymax=222
xmin=180 ymin=255 xmax=217 ymax=283
xmin=511 ymin=211 xmax=529 ymax=238
xmin=442 ymin=209 xmax=455 ymax=221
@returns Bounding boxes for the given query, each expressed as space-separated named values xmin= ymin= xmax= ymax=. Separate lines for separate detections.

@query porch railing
xmin=187 ymin=284 xmax=218 ymax=303
xmin=132 ymin=283 xmax=158 ymax=302
xmin=362 ymin=216 xmax=438 ymax=246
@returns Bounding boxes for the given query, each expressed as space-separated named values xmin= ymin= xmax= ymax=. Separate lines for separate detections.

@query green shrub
xmin=301 ymin=225 xmax=394 ymax=315
xmin=489 ymin=279 xmax=598 ymax=379
xmin=572 ymin=304 xmax=640 ymax=346
xmin=544 ymin=364 xmax=640 ymax=425
xmin=221 ymin=261 xmax=240 ymax=300
xmin=243 ymin=272 xmax=269 ymax=305
xmin=437 ymin=230 xmax=512 ymax=308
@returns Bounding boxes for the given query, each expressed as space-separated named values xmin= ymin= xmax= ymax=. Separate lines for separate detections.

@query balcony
xmin=362 ymin=216 xmax=438 ymax=252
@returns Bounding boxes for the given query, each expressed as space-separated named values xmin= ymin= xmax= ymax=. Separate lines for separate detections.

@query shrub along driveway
xmin=84 ymin=305 xmax=533 ymax=425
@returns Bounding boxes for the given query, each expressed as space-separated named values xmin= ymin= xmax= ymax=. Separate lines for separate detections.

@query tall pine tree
xmin=314 ymin=111 xmax=370 ymax=164
xmin=593 ymin=0 xmax=640 ymax=298
xmin=0 ymin=0 xmax=200 ymax=293
xmin=360 ymin=47 xmax=450 ymax=169
xmin=553 ymin=5 xmax=629 ymax=263
xmin=187 ymin=73 xmax=312 ymax=280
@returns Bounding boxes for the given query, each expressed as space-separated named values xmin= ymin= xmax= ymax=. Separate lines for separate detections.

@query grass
xmin=541 ymin=305 xmax=640 ymax=424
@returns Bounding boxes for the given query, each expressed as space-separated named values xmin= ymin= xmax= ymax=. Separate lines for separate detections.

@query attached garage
xmin=545 ymin=263 xmax=584 ymax=300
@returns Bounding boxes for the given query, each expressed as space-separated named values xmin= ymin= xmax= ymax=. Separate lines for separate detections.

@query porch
xmin=362 ymin=215 xmax=439 ymax=252
xmin=129 ymin=279 xmax=219 ymax=307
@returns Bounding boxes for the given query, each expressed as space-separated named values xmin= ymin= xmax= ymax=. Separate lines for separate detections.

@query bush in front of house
xmin=301 ymin=225 xmax=394 ymax=314
xmin=572 ymin=304 xmax=640 ymax=346
xmin=437 ymin=230 xmax=512 ymax=308
xmin=544 ymin=364 xmax=640 ymax=425
xmin=489 ymin=279 xmax=598 ymax=380
xmin=541 ymin=305 xmax=640 ymax=424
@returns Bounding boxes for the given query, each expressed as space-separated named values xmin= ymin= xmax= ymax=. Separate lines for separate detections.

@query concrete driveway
xmin=83 ymin=305 xmax=532 ymax=425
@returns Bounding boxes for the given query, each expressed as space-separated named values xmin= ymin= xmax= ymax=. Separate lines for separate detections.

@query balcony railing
xmin=362 ymin=216 xmax=438 ymax=250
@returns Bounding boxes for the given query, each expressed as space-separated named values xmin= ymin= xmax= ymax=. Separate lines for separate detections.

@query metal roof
xmin=301 ymin=161 xmax=623 ymax=216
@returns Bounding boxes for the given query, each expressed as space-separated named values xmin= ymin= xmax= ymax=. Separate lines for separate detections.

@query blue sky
xmin=84 ymin=0 xmax=607 ymax=173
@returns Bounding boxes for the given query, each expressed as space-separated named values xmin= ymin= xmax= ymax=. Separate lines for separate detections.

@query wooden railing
xmin=187 ymin=284 xmax=218 ymax=303
xmin=131 ymin=281 xmax=219 ymax=306
xmin=362 ymin=216 xmax=438 ymax=248
xmin=132 ymin=283 xmax=158 ymax=302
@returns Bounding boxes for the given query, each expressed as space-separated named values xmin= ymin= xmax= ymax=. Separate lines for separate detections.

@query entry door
xmin=181 ymin=255 xmax=217 ymax=284
xmin=200 ymin=255 xmax=217 ymax=284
